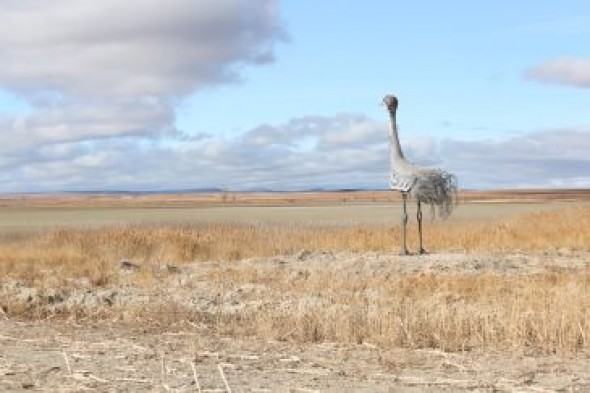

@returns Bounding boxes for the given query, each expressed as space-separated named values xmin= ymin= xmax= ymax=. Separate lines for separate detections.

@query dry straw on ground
xmin=213 ymin=265 xmax=590 ymax=354
xmin=1 ymin=205 xmax=589 ymax=354
xmin=0 ymin=206 xmax=588 ymax=283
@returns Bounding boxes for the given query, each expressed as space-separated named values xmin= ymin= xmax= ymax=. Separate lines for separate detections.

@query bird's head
xmin=382 ymin=94 xmax=398 ymax=113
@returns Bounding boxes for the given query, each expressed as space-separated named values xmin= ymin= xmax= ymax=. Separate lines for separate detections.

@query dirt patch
xmin=3 ymin=249 xmax=588 ymax=315
xmin=2 ymin=250 xmax=590 ymax=391
xmin=2 ymin=319 xmax=590 ymax=392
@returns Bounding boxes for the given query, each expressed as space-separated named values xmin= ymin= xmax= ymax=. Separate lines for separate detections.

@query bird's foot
xmin=418 ymin=248 xmax=428 ymax=255
xmin=399 ymin=248 xmax=411 ymax=256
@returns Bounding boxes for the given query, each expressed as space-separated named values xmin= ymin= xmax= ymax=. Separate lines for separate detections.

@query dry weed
xmin=0 ymin=206 xmax=587 ymax=283
xmin=210 ymin=268 xmax=590 ymax=354
xmin=1 ymin=205 xmax=589 ymax=354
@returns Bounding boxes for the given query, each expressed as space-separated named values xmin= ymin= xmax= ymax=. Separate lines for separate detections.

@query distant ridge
xmin=68 ymin=188 xmax=225 ymax=195
xmin=3 ymin=187 xmax=589 ymax=197
xmin=44 ymin=187 xmax=388 ymax=195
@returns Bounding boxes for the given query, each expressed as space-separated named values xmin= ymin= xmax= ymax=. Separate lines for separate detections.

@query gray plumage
xmin=383 ymin=93 xmax=457 ymax=254
xmin=390 ymin=167 xmax=457 ymax=218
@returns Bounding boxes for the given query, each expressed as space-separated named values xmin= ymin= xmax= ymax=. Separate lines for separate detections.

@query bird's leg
xmin=417 ymin=200 xmax=427 ymax=255
xmin=400 ymin=192 xmax=409 ymax=255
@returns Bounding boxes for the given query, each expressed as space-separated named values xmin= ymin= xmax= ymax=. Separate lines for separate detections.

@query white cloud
xmin=1 ymin=3 xmax=588 ymax=193
xmin=0 ymin=114 xmax=391 ymax=191
xmin=3 ymin=112 xmax=587 ymax=192
xmin=0 ymin=0 xmax=283 ymax=97
xmin=0 ymin=0 xmax=284 ymax=146
xmin=1 ymin=98 xmax=176 ymax=151
xmin=440 ymin=128 xmax=590 ymax=188
xmin=526 ymin=57 xmax=590 ymax=88
xmin=243 ymin=114 xmax=383 ymax=149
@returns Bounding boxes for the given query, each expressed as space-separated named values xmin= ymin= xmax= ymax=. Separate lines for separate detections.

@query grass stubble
xmin=0 ymin=205 xmax=589 ymax=354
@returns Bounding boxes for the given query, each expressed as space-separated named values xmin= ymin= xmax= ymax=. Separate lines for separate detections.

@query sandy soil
xmin=3 ymin=318 xmax=590 ymax=392
xmin=2 ymin=250 xmax=590 ymax=392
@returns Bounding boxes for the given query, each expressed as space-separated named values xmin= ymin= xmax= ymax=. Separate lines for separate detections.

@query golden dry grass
xmin=0 ymin=205 xmax=588 ymax=283
xmin=213 ymin=268 xmax=590 ymax=354
xmin=1 ymin=205 xmax=589 ymax=354
xmin=2 ymin=188 xmax=589 ymax=208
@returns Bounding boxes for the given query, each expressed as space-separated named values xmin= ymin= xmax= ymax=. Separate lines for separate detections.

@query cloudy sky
xmin=1 ymin=0 xmax=589 ymax=192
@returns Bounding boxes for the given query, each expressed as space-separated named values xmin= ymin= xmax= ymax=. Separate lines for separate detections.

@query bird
xmin=382 ymin=94 xmax=457 ymax=255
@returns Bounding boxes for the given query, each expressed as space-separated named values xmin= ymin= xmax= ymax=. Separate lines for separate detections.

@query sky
xmin=0 ymin=0 xmax=589 ymax=192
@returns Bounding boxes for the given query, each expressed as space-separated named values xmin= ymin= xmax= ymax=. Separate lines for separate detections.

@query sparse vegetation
xmin=0 ymin=206 xmax=587 ymax=283
xmin=1 ymin=196 xmax=590 ymax=391
xmin=214 ymin=266 xmax=590 ymax=354
xmin=1 ymin=204 xmax=589 ymax=355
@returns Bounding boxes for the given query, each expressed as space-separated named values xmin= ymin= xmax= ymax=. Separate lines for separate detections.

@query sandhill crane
xmin=383 ymin=94 xmax=457 ymax=255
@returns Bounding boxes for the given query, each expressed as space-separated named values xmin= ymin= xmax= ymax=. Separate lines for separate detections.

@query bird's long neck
xmin=387 ymin=109 xmax=406 ymax=167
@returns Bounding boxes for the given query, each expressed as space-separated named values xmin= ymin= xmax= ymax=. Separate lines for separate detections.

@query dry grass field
xmin=1 ymin=188 xmax=588 ymax=208
xmin=1 ymin=190 xmax=589 ymax=391
xmin=0 ymin=204 xmax=588 ymax=284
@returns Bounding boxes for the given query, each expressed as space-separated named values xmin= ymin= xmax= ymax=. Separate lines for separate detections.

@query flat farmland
xmin=0 ymin=202 xmax=576 ymax=232
xmin=0 ymin=191 xmax=587 ymax=233
xmin=1 ymin=190 xmax=590 ymax=392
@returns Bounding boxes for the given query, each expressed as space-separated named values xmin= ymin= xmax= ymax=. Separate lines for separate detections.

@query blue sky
xmin=0 ymin=1 xmax=589 ymax=191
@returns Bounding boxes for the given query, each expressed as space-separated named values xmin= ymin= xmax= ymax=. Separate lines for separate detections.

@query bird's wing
xmin=389 ymin=172 xmax=415 ymax=192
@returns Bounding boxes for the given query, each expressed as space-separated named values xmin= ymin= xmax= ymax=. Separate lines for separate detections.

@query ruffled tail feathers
xmin=411 ymin=170 xmax=458 ymax=218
